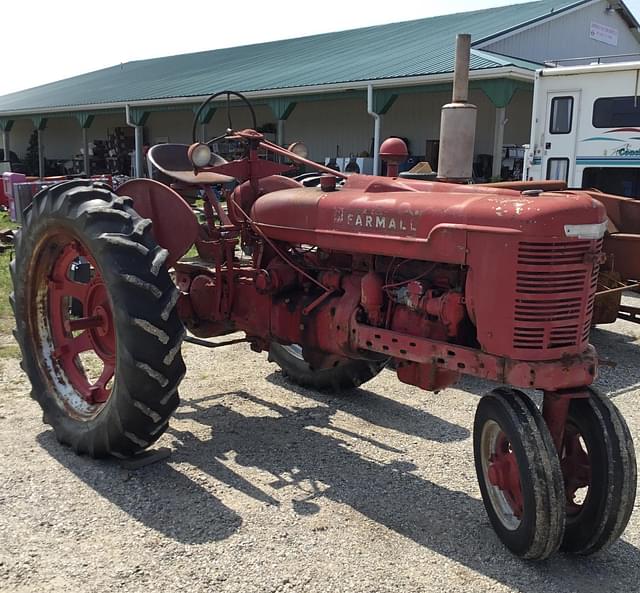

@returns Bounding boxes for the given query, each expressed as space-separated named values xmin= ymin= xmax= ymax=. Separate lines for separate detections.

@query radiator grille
xmin=513 ymin=239 xmax=601 ymax=351
xmin=517 ymin=241 xmax=593 ymax=265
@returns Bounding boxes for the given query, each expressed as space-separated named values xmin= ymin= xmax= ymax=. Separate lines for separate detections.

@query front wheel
xmin=560 ymin=387 xmax=637 ymax=555
xmin=474 ymin=388 xmax=565 ymax=560
xmin=11 ymin=180 xmax=186 ymax=458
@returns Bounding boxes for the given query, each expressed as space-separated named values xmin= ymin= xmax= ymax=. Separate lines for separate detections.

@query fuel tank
xmin=250 ymin=174 xmax=606 ymax=264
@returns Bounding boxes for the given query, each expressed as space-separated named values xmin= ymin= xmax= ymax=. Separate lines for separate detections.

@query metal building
xmin=0 ymin=0 xmax=638 ymax=180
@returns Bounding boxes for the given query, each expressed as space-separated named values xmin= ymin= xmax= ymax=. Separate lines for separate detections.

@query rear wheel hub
xmin=40 ymin=236 xmax=116 ymax=410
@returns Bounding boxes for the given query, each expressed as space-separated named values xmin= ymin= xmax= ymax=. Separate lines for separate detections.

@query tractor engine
xmin=175 ymin=172 xmax=606 ymax=394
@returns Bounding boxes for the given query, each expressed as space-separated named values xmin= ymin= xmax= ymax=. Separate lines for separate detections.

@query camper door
xmin=543 ymin=92 xmax=580 ymax=185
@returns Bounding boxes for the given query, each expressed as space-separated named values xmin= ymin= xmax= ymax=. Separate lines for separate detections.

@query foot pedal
xmin=119 ymin=447 xmax=171 ymax=470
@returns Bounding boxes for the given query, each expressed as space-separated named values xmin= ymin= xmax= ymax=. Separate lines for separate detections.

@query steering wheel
xmin=191 ymin=90 xmax=258 ymax=145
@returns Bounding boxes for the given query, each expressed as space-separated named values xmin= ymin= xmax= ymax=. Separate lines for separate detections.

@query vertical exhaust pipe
xmin=437 ymin=34 xmax=477 ymax=182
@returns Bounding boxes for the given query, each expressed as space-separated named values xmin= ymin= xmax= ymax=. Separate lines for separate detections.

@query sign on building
xmin=590 ymin=21 xmax=619 ymax=47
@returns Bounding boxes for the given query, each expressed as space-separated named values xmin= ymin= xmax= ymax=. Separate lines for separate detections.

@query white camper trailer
xmin=525 ymin=60 xmax=640 ymax=197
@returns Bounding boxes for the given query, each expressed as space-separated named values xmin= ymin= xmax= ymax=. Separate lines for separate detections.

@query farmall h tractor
xmin=10 ymin=90 xmax=636 ymax=561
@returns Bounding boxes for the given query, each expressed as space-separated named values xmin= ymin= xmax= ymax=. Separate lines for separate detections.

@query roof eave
xmin=0 ymin=67 xmax=535 ymax=118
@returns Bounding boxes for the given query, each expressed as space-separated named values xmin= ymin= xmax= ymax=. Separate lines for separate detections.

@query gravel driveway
xmin=1 ymin=317 xmax=639 ymax=593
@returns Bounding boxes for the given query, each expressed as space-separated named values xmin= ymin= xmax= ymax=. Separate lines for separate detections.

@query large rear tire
xmin=10 ymin=180 xmax=186 ymax=458
xmin=268 ymin=342 xmax=385 ymax=392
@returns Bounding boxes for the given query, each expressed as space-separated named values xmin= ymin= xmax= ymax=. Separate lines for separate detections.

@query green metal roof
xmin=0 ymin=0 xmax=593 ymax=114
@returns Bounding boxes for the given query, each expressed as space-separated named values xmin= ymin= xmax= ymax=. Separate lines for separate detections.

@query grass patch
xmin=0 ymin=210 xmax=19 ymax=232
xmin=0 ymin=250 xmax=13 ymax=322
xmin=0 ymin=344 xmax=20 ymax=359
xmin=0 ymin=210 xmax=17 ymax=336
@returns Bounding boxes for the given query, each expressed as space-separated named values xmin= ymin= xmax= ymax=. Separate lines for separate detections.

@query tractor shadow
xmin=167 ymin=386 xmax=640 ymax=593
xmin=590 ymin=324 xmax=640 ymax=397
xmin=37 ymin=421 xmax=243 ymax=545
xmin=36 ymin=378 xmax=640 ymax=591
xmin=263 ymin=369 xmax=470 ymax=444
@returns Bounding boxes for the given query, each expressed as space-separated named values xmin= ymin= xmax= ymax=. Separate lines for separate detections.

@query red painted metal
xmin=480 ymin=180 xmax=568 ymax=192
xmin=203 ymin=185 xmax=232 ymax=227
xmin=360 ymin=272 xmax=384 ymax=326
xmin=542 ymin=391 xmax=572 ymax=453
xmin=116 ymin=179 xmax=199 ymax=267
xmin=396 ymin=361 xmax=459 ymax=392
xmin=488 ymin=432 xmax=524 ymax=518
xmin=154 ymin=127 xmax=608 ymax=472
xmin=48 ymin=240 xmax=115 ymax=405
xmin=250 ymin=177 xmax=605 ymax=275
xmin=379 ymin=137 xmax=408 ymax=177
xmin=320 ymin=174 xmax=337 ymax=192
xmin=351 ymin=323 xmax=597 ymax=391
xmin=602 ymin=233 xmax=640 ymax=281
xmin=259 ymin=137 xmax=349 ymax=180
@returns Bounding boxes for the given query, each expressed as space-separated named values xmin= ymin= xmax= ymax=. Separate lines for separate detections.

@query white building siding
xmin=7 ymin=89 xmax=533 ymax=174
xmin=279 ymin=87 xmax=532 ymax=165
xmin=9 ymin=113 xmax=129 ymax=162
xmin=146 ymin=105 xmax=274 ymax=146
xmin=286 ymin=99 xmax=372 ymax=161
xmin=383 ymin=89 xmax=496 ymax=155
xmin=146 ymin=110 xmax=194 ymax=146
xmin=382 ymin=91 xmax=449 ymax=156
xmin=483 ymin=0 xmax=640 ymax=64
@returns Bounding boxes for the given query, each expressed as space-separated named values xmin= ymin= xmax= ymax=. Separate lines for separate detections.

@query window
xmin=593 ymin=96 xmax=640 ymax=128
xmin=550 ymin=96 xmax=574 ymax=134
xmin=547 ymin=158 xmax=570 ymax=182
xmin=582 ymin=167 xmax=640 ymax=198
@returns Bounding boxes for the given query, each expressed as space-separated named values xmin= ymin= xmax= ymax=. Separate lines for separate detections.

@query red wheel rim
xmin=561 ymin=423 xmax=592 ymax=515
xmin=488 ymin=432 xmax=524 ymax=519
xmin=480 ymin=420 xmax=524 ymax=530
xmin=29 ymin=232 xmax=116 ymax=419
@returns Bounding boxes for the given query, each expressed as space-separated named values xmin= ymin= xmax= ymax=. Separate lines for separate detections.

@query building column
xmin=0 ymin=119 xmax=14 ymax=162
xmin=369 ymin=88 xmax=398 ymax=175
xmin=476 ymin=78 xmax=531 ymax=181
xmin=82 ymin=128 xmax=90 ymax=175
xmin=267 ymin=98 xmax=297 ymax=147
xmin=32 ymin=116 xmax=48 ymax=178
xmin=277 ymin=119 xmax=285 ymax=146
xmin=126 ymin=107 xmax=149 ymax=177
xmin=492 ymin=106 xmax=506 ymax=179
xmin=75 ymin=112 xmax=95 ymax=176
xmin=192 ymin=105 xmax=216 ymax=144
xmin=135 ymin=125 xmax=145 ymax=176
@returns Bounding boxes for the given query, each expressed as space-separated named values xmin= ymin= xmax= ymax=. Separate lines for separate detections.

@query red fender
xmin=116 ymin=179 xmax=199 ymax=267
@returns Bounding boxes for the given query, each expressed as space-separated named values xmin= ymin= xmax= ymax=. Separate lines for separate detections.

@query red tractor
xmin=10 ymin=91 xmax=636 ymax=560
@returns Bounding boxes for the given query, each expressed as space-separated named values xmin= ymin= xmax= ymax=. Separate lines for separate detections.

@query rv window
xmin=583 ymin=167 xmax=640 ymax=198
xmin=550 ymin=96 xmax=573 ymax=134
xmin=593 ymin=96 xmax=640 ymax=128
xmin=547 ymin=158 xmax=569 ymax=182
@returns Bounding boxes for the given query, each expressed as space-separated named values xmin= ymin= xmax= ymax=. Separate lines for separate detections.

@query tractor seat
xmin=147 ymin=143 xmax=234 ymax=185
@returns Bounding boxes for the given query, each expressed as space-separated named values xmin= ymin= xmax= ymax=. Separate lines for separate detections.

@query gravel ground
xmin=1 ymin=314 xmax=639 ymax=593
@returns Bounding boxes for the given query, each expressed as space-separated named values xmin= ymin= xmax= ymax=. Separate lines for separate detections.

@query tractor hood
xmin=250 ymin=174 xmax=606 ymax=265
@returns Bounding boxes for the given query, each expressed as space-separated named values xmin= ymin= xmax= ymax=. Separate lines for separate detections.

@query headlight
xmin=287 ymin=142 xmax=309 ymax=160
xmin=188 ymin=143 xmax=212 ymax=168
xmin=564 ymin=221 xmax=608 ymax=240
